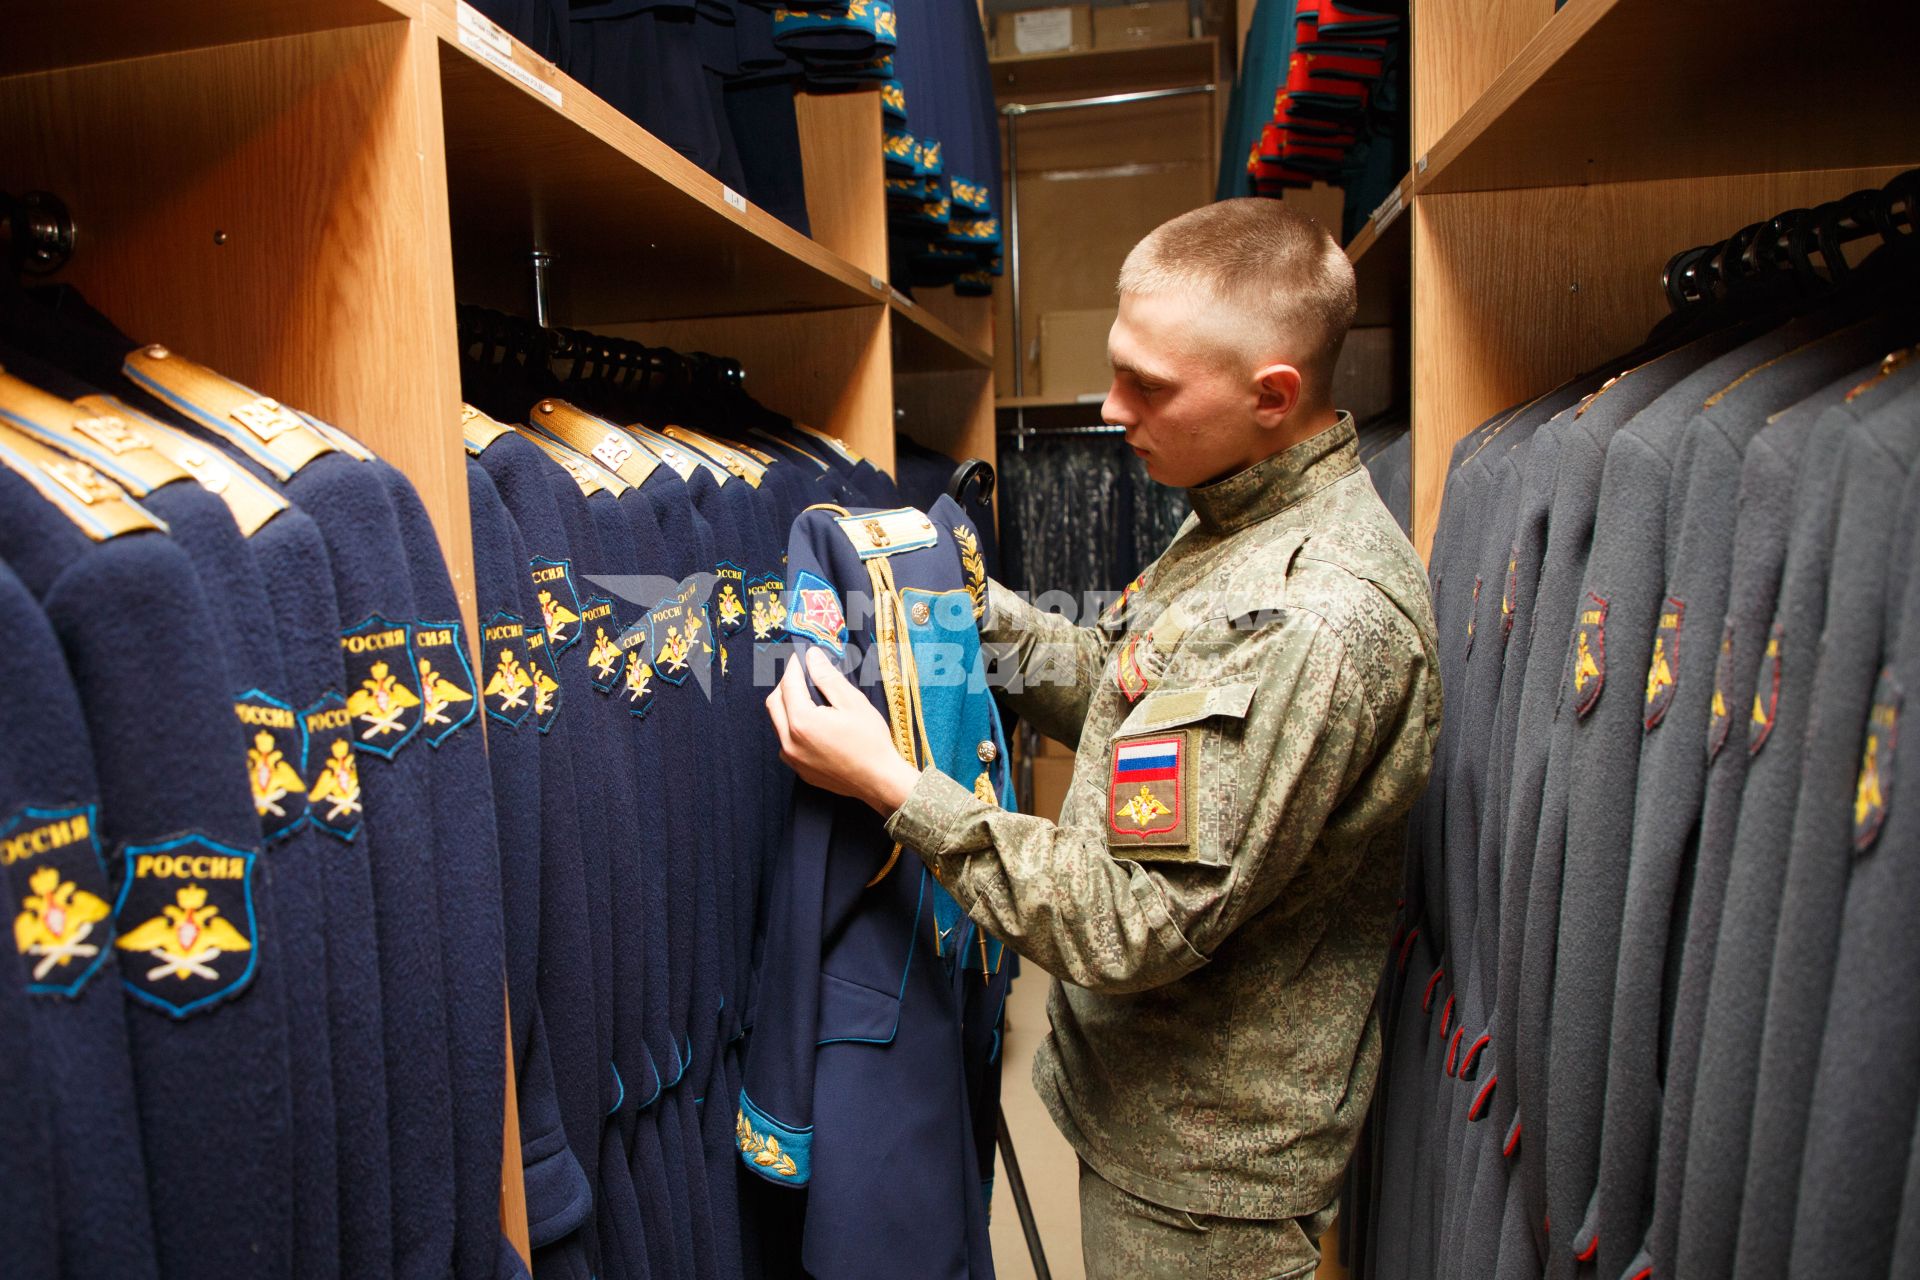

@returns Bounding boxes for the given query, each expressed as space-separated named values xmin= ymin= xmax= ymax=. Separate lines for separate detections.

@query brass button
xmin=911 ymin=601 xmax=932 ymax=625
xmin=537 ymin=400 xmax=555 ymax=413
xmin=977 ymin=739 xmax=998 ymax=764
xmin=145 ymin=344 xmax=171 ymax=359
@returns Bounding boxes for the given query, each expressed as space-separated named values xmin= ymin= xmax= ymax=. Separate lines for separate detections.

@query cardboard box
xmin=1040 ymin=307 xmax=1118 ymax=400
xmin=1092 ymin=0 xmax=1189 ymax=47
xmin=991 ymin=5 xmax=1093 ymax=57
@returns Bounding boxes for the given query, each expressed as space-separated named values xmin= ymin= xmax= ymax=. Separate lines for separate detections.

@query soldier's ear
xmin=1252 ymin=363 xmax=1303 ymax=430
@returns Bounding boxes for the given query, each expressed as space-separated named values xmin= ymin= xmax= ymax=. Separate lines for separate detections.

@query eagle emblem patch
xmin=530 ymin=556 xmax=583 ymax=652
xmin=412 ymin=621 xmax=477 ymax=747
xmin=619 ymin=626 xmax=657 ymax=720
xmin=715 ymin=562 xmax=749 ymax=637
xmin=5 ymin=803 xmax=114 ymax=997
xmin=1644 ymin=597 xmax=1684 ymax=731
xmin=1854 ymin=670 xmax=1901 ymax=854
xmin=1108 ymin=732 xmax=1189 ymax=849
xmin=1570 ymin=593 xmax=1608 ymax=718
xmin=524 ymin=628 xmax=564 ymax=733
xmin=115 ymin=835 xmax=258 ymax=1018
xmin=482 ymin=613 xmax=535 ymax=729
xmin=1749 ymin=622 xmax=1782 ymax=756
xmin=235 ymin=691 xmax=306 ymax=841
xmin=1707 ymin=622 xmax=1735 ymax=762
xmin=301 ymin=693 xmax=360 ymax=841
xmin=341 ymin=616 xmax=422 ymax=758
xmin=749 ymin=573 xmax=788 ymax=642
xmin=579 ymin=596 xmax=621 ymax=695
xmin=650 ymin=583 xmax=714 ymax=687
xmin=788 ymin=571 xmax=846 ymax=655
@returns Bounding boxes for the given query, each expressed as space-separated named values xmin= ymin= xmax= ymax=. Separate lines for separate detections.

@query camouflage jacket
xmin=885 ymin=414 xmax=1441 ymax=1218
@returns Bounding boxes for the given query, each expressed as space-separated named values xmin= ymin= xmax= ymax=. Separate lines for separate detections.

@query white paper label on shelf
xmin=889 ymin=287 xmax=913 ymax=309
xmin=457 ymin=2 xmax=562 ymax=108
xmin=1076 ymin=392 xmax=1104 ymax=404
xmin=1014 ymin=9 xmax=1074 ymax=54
xmin=1372 ymin=189 xmax=1404 ymax=232
xmin=722 ymin=186 xmax=749 ymax=214
xmin=869 ymin=275 xmax=888 ymax=294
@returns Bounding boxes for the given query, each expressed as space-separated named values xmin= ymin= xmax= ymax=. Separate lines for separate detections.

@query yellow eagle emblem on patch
xmin=623 ymin=651 xmax=654 ymax=703
xmin=307 ymin=738 xmax=362 ymax=823
xmin=752 ymin=593 xmax=788 ymax=641
xmin=15 ymin=866 xmax=111 ymax=982
xmin=1575 ymin=631 xmax=1601 ymax=694
xmin=1645 ymin=638 xmax=1674 ymax=707
xmin=485 ymin=650 xmax=534 ymax=711
xmin=657 ymin=617 xmax=709 ymax=676
xmin=589 ymin=628 xmax=622 ymax=684
xmin=247 ymin=731 xmax=306 ymax=819
xmin=116 ymin=884 xmax=252 ymax=982
xmin=532 ymin=663 xmax=560 ymax=717
xmin=537 ymin=589 xmax=580 ymax=646
xmin=347 ymin=661 xmax=422 ymax=740
xmin=418 ymin=658 xmax=474 ymax=728
xmin=717 ymin=584 xmax=747 ymax=630
xmin=1115 ymin=785 xmax=1173 ymax=829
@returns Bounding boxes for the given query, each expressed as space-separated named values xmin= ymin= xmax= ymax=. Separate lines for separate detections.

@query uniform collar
xmin=1186 ymin=411 xmax=1358 ymax=536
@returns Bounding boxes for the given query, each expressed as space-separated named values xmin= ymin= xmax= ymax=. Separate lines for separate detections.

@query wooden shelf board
xmin=0 ymin=0 xmax=413 ymax=77
xmin=991 ymin=38 xmax=1218 ymax=101
xmin=995 ymin=393 xmax=1108 ymax=409
xmin=431 ymin=9 xmax=885 ymax=325
xmin=891 ymin=292 xmax=992 ymax=372
xmin=1417 ymin=0 xmax=1920 ymax=194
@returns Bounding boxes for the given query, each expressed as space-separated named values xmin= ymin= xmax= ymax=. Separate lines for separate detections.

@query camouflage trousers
xmin=1078 ymin=1160 xmax=1336 ymax=1280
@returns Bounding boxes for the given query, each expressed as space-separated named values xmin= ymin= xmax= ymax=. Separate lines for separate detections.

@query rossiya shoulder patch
xmin=1643 ymin=596 xmax=1684 ymax=731
xmin=301 ymin=693 xmax=361 ymax=841
xmin=481 ymin=612 xmax=535 ymax=729
xmin=616 ymin=622 xmax=657 ymax=719
xmin=714 ymin=561 xmax=749 ymax=637
xmin=1749 ymin=622 xmax=1783 ymax=756
xmin=530 ymin=556 xmax=584 ymax=653
xmin=1107 ymin=730 xmax=1191 ymax=854
xmin=5 ymin=803 xmax=115 ymax=997
xmin=582 ymin=596 xmax=622 ymax=694
xmin=1853 ymin=669 xmax=1901 ymax=854
xmin=650 ymin=581 xmax=715 ymax=686
xmin=412 ymin=620 xmax=478 ymax=747
xmin=1707 ymin=621 xmax=1735 ymax=762
xmin=787 ymin=571 xmax=847 ymax=655
xmin=524 ymin=627 xmax=563 ymax=733
xmin=340 ymin=616 xmax=422 ymax=758
xmin=1570 ymin=592 xmax=1608 ymax=718
xmin=749 ymin=573 xmax=788 ymax=642
xmin=114 ymin=835 xmax=259 ymax=1018
xmin=234 ymin=691 xmax=307 ymax=842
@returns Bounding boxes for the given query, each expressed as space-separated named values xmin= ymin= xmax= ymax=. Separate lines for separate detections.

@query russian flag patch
xmin=1108 ymin=731 xmax=1189 ymax=849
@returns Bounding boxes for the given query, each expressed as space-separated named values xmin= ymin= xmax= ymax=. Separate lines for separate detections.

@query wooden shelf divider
xmin=991 ymin=37 xmax=1219 ymax=101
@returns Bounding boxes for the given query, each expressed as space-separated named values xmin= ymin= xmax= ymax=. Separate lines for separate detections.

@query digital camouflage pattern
xmin=886 ymin=415 xmax=1441 ymax=1218
xmin=1077 ymin=1158 xmax=1335 ymax=1279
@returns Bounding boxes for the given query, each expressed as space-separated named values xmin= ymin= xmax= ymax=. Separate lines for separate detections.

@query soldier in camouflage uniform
xmin=768 ymin=199 xmax=1440 ymax=1278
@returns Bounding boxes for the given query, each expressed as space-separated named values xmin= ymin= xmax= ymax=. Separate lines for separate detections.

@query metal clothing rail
xmin=996 ymin=421 xmax=1129 ymax=438
xmin=1000 ymin=82 xmax=1218 ymax=417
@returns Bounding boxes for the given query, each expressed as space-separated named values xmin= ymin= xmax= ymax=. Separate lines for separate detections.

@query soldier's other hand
xmin=766 ymin=648 xmax=921 ymax=815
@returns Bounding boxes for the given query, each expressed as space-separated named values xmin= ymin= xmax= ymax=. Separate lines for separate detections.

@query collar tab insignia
xmin=1108 ymin=731 xmax=1190 ymax=852
xmin=1749 ymin=622 xmax=1783 ymax=756
xmin=413 ymin=621 xmax=478 ymax=746
xmin=715 ymin=562 xmax=749 ymax=637
xmin=1570 ymin=593 xmax=1608 ymax=718
xmin=788 ymin=571 xmax=847 ymax=655
xmin=5 ymin=803 xmax=114 ymax=997
xmin=582 ymin=596 xmax=622 ymax=694
xmin=302 ymin=693 xmax=362 ymax=841
xmin=341 ymin=616 xmax=423 ymax=758
xmin=1854 ymin=670 xmax=1901 ymax=854
xmin=481 ymin=613 xmax=535 ymax=728
xmin=833 ymin=507 xmax=937 ymax=560
xmin=114 ymin=835 xmax=259 ymax=1018
xmin=1708 ymin=621 xmax=1735 ymax=762
xmin=530 ymin=557 xmax=584 ymax=652
xmin=1644 ymin=597 xmax=1684 ymax=730
xmin=749 ymin=573 xmax=788 ymax=641
xmin=235 ymin=691 xmax=306 ymax=841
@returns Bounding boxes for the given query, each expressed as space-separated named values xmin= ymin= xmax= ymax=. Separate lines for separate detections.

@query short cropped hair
xmin=1117 ymin=198 xmax=1357 ymax=396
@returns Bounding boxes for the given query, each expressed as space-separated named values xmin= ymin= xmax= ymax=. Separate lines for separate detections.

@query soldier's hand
xmin=766 ymin=648 xmax=921 ymax=815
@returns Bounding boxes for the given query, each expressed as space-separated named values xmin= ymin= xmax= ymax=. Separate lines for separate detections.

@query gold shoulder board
xmin=526 ymin=399 xmax=658 ymax=488
xmin=121 ymin=345 xmax=335 ymax=481
xmin=833 ymin=506 xmax=938 ymax=560
xmin=462 ymin=403 xmax=514 ymax=456
xmin=0 ymin=370 xmax=191 ymax=495
xmin=74 ymin=396 xmax=289 ymax=537
xmin=0 ymin=420 xmax=165 ymax=541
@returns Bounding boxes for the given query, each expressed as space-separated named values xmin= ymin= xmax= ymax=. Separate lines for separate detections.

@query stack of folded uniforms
xmin=1248 ymin=0 xmax=1399 ymax=196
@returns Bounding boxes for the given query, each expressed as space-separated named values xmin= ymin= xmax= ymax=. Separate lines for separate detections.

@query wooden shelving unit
xmin=0 ymin=0 xmax=998 ymax=1259
xmin=990 ymin=37 xmax=1219 ymax=101
xmin=1353 ymin=0 xmax=1920 ymax=556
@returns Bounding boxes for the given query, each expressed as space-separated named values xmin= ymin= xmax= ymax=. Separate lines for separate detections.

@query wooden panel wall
xmin=896 ymin=368 xmax=996 ymax=469
xmin=1409 ymin=163 xmax=1911 ymax=556
xmin=796 ymin=88 xmax=889 ymax=279
xmin=0 ymin=20 xmax=475 ymax=628
xmin=1411 ymin=0 xmax=1550 ymax=157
